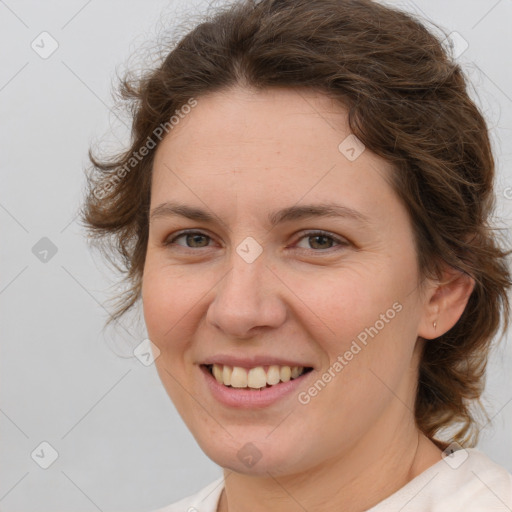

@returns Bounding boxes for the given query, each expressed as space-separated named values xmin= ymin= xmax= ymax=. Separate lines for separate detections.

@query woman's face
xmin=142 ymin=86 xmax=434 ymax=476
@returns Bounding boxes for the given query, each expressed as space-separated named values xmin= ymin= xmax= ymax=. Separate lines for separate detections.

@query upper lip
xmin=200 ymin=354 xmax=315 ymax=369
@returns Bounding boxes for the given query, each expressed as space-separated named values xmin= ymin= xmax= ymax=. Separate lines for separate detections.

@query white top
xmin=152 ymin=449 xmax=512 ymax=511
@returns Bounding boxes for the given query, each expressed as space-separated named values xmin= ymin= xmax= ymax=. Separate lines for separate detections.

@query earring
xmin=433 ymin=321 xmax=437 ymax=330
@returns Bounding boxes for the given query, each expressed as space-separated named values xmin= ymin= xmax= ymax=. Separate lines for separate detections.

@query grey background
xmin=1 ymin=0 xmax=511 ymax=510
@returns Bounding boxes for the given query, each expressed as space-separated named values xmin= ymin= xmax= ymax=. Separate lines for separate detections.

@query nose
xmin=205 ymin=253 xmax=287 ymax=339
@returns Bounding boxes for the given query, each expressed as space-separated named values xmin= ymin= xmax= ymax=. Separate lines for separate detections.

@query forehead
xmin=157 ymin=87 xmax=351 ymax=162
xmin=150 ymin=86 xmax=398 ymax=221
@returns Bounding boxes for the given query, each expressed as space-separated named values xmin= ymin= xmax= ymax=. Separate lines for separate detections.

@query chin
xmin=193 ymin=429 xmax=311 ymax=477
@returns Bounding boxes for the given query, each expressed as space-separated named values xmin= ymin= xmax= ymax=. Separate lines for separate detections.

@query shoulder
xmin=150 ymin=476 xmax=224 ymax=512
xmin=451 ymin=449 xmax=512 ymax=508
xmin=369 ymin=448 xmax=512 ymax=511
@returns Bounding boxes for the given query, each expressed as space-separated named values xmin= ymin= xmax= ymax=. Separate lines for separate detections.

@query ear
xmin=417 ymin=267 xmax=475 ymax=340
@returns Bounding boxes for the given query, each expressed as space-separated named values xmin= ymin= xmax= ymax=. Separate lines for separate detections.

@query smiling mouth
xmin=202 ymin=363 xmax=314 ymax=390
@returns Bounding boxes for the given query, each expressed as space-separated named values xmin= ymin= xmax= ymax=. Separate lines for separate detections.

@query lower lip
xmin=201 ymin=365 xmax=312 ymax=409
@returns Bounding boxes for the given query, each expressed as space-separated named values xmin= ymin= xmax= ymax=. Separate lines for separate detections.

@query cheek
xmin=141 ymin=264 xmax=204 ymax=409
xmin=288 ymin=261 xmax=409 ymax=342
xmin=294 ymin=293 xmax=417 ymax=445
xmin=141 ymin=263 xmax=204 ymax=349
xmin=290 ymin=258 xmax=420 ymax=390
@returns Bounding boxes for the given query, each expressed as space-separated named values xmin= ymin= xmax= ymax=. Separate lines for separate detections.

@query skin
xmin=141 ymin=86 xmax=475 ymax=512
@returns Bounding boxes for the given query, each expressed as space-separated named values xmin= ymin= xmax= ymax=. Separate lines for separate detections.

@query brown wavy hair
xmin=80 ymin=0 xmax=512 ymax=447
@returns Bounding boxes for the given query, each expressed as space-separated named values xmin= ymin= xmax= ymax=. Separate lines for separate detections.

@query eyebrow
xmin=149 ymin=201 xmax=371 ymax=228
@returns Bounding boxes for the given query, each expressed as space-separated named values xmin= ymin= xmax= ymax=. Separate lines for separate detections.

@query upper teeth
xmin=211 ymin=364 xmax=306 ymax=389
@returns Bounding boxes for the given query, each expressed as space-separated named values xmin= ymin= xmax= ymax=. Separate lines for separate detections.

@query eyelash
xmin=163 ymin=229 xmax=349 ymax=253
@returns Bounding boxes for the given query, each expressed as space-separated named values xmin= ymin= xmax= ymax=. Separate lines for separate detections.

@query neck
xmin=217 ymin=419 xmax=442 ymax=512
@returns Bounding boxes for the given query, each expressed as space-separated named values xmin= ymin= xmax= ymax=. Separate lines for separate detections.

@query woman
xmin=80 ymin=0 xmax=512 ymax=510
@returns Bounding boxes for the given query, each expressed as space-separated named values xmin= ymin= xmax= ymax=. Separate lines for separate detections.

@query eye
xmin=293 ymin=230 xmax=349 ymax=251
xmin=163 ymin=229 xmax=349 ymax=252
xmin=164 ymin=230 xmax=215 ymax=249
